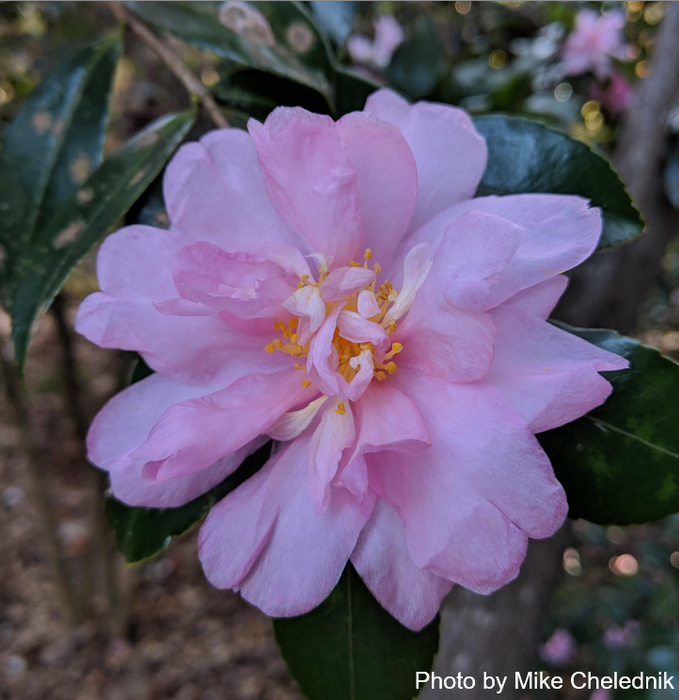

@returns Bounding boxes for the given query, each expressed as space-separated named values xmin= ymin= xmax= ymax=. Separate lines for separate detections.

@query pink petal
xmin=76 ymin=293 xmax=288 ymax=386
xmin=352 ymin=499 xmax=452 ymax=631
xmin=405 ymin=194 xmax=601 ymax=309
xmin=197 ymin=430 xmax=374 ymax=617
xmin=486 ymin=305 xmax=628 ymax=432
xmin=501 ymin=275 xmax=568 ymax=320
xmin=357 ymin=290 xmax=381 ymax=318
xmin=97 ymin=225 xmax=188 ymax=301
xmin=131 ymin=369 xmax=312 ymax=482
xmin=337 ymin=310 xmax=389 ymax=347
xmin=370 ymin=369 xmax=567 ymax=593
xmin=371 ymin=15 xmax=405 ymax=68
xmin=164 ymin=128 xmax=297 ymax=251
xmin=248 ymin=108 xmax=364 ymax=265
xmin=320 ymin=266 xmax=375 ymax=302
xmin=335 ymin=112 xmax=417 ymax=270
xmin=365 ymin=89 xmax=487 ymax=231
xmin=350 ymin=381 xmax=429 ymax=460
xmin=282 ymin=284 xmax=326 ymax=334
xmin=395 ymin=213 xmax=522 ymax=382
xmin=383 ymin=243 xmax=432 ymax=325
xmin=268 ymin=395 xmax=327 ymax=441
xmin=309 ymin=398 xmax=356 ymax=511
xmin=307 ymin=305 xmax=343 ymax=397
xmin=171 ymin=241 xmax=293 ymax=319
xmin=87 ymin=372 xmax=259 ymax=507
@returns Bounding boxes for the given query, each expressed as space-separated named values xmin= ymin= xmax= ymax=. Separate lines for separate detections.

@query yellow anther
xmin=275 ymin=320 xmax=286 ymax=332
xmin=391 ymin=342 xmax=403 ymax=354
xmin=297 ymin=274 xmax=310 ymax=289
xmin=374 ymin=371 xmax=386 ymax=381
xmin=288 ymin=317 xmax=298 ymax=329
xmin=336 ymin=402 xmax=346 ymax=416
xmin=373 ymin=263 xmax=382 ymax=273
xmin=290 ymin=333 xmax=298 ymax=344
xmin=385 ymin=361 xmax=397 ymax=375
xmin=265 ymin=343 xmax=275 ymax=353
xmin=386 ymin=320 xmax=397 ymax=333
xmin=363 ymin=248 xmax=373 ymax=260
xmin=360 ymin=342 xmax=374 ymax=352
xmin=283 ymin=329 xmax=291 ymax=339
xmin=273 ymin=338 xmax=284 ymax=349
xmin=302 ymin=379 xmax=312 ymax=389
xmin=350 ymin=261 xmax=362 ymax=267
xmin=294 ymin=362 xmax=305 ymax=370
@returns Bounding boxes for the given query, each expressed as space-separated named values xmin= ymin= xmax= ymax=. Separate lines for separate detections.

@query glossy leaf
xmin=109 ymin=441 xmax=273 ymax=563
xmin=126 ymin=1 xmax=336 ymax=106
xmin=274 ymin=565 xmax=439 ymax=700
xmin=473 ymin=116 xmax=644 ymax=250
xmin=10 ymin=110 xmax=195 ymax=369
xmin=0 ymin=34 xmax=121 ymax=309
xmin=541 ymin=325 xmax=679 ymax=525
xmin=335 ymin=66 xmax=379 ymax=117
xmin=385 ymin=16 xmax=446 ymax=100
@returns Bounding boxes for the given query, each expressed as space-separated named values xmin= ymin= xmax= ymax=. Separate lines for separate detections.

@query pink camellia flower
xmin=561 ymin=9 xmax=628 ymax=80
xmin=540 ymin=628 xmax=576 ymax=667
xmin=76 ymin=89 xmax=628 ymax=631
xmin=347 ymin=15 xmax=404 ymax=69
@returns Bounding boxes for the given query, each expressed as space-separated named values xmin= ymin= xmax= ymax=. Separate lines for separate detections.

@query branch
xmin=108 ymin=2 xmax=230 ymax=129
xmin=0 ymin=326 xmax=83 ymax=628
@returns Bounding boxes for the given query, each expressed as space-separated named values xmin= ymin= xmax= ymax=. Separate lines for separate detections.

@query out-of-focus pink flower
xmin=591 ymin=72 xmax=634 ymax=117
xmin=591 ymin=690 xmax=612 ymax=700
xmin=603 ymin=620 xmax=640 ymax=649
xmin=540 ymin=629 xmax=577 ymax=667
xmin=77 ymin=89 xmax=628 ymax=631
xmin=561 ymin=10 xmax=628 ymax=79
xmin=348 ymin=15 xmax=404 ymax=69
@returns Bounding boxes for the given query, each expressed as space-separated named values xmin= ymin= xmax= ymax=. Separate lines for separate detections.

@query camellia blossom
xmin=591 ymin=72 xmax=634 ymax=117
xmin=347 ymin=15 xmax=404 ymax=69
xmin=561 ymin=9 xmax=628 ymax=80
xmin=77 ymin=88 xmax=628 ymax=631
xmin=540 ymin=628 xmax=576 ymax=667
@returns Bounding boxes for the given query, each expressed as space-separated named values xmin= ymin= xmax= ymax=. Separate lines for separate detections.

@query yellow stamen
xmin=374 ymin=371 xmax=386 ymax=381
xmin=373 ymin=263 xmax=382 ymax=273
xmin=384 ymin=342 xmax=403 ymax=360
xmin=265 ymin=343 xmax=275 ymax=353
xmin=385 ymin=319 xmax=397 ymax=333
xmin=336 ymin=402 xmax=346 ymax=415
xmin=302 ymin=379 xmax=312 ymax=389
xmin=294 ymin=362 xmax=305 ymax=370
xmin=350 ymin=260 xmax=362 ymax=267
xmin=384 ymin=361 xmax=397 ymax=375
xmin=363 ymin=248 xmax=373 ymax=260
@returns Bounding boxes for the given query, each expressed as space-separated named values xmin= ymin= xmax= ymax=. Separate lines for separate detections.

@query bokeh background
xmin=2 ymin=2 xmax=679 ymax=699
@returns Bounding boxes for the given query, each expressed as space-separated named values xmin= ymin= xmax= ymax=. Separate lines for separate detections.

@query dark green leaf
xmin=385 ymin=16 xmax=446 ymax=100
xmin=214 ymin=68 xmax=330 ymax=121
xmin=309 ymin=1 xmax=357 ymax=45
xmin=109 ymin=441 xmax=273 ymax=563
xmin=540 ymin=325 xmax=679 ymax=525
xmin=10 ymin=110 xmax=195 ymax=369
xmin=0 ymin=34 xmax=121 ymax=309
xmin=274 ymin=565 xmax=439 ymax=700
xmin=126 ymin=1 xmax=336 ymax=106
xmin=473 ymin=116 xmax=644 ymax=250
xmin=335 ymin=66 xmax=379 ymax=117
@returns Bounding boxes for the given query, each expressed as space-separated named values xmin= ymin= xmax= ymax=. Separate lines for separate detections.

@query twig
xmin=0 ymin=326 xmax=83 ymax=628
xmin=108 ymin=1 xmax=230 ymax=129
xmin=51 ymin=293 xmax=122 ymax=635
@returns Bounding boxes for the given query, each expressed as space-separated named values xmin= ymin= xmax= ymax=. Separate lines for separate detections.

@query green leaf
xmin=274 ymin=565 xmax=439 ymax=700
xmin=109 ymin=441 xmax=273 ymax=563
xmin=0 ymin=34 xmax=121 ymax=309
xmin=540 ymin=325 xmax=679 ymax=526
xmin=385 ymin=16 xmax=446 ymax=100
xmin=10 ymin=109 xmax=195 ymax=369
xmin=126 ymin=1 xmax=336 ymax=106
xmin=473 ymin=115 xmax=644 ymax=250
xmin=214 ymin=68 xmax=330 ymax=121
xmin=335 ymin=66 xmax=379 ymax=117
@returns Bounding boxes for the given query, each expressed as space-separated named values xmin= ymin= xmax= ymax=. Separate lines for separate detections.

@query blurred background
xmin=2 ymin=2 xmax=679 ymax=699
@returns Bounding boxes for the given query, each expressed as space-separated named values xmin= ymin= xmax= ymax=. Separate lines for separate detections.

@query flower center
xmin=264 ymin=249 xmax=404 ymax=392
